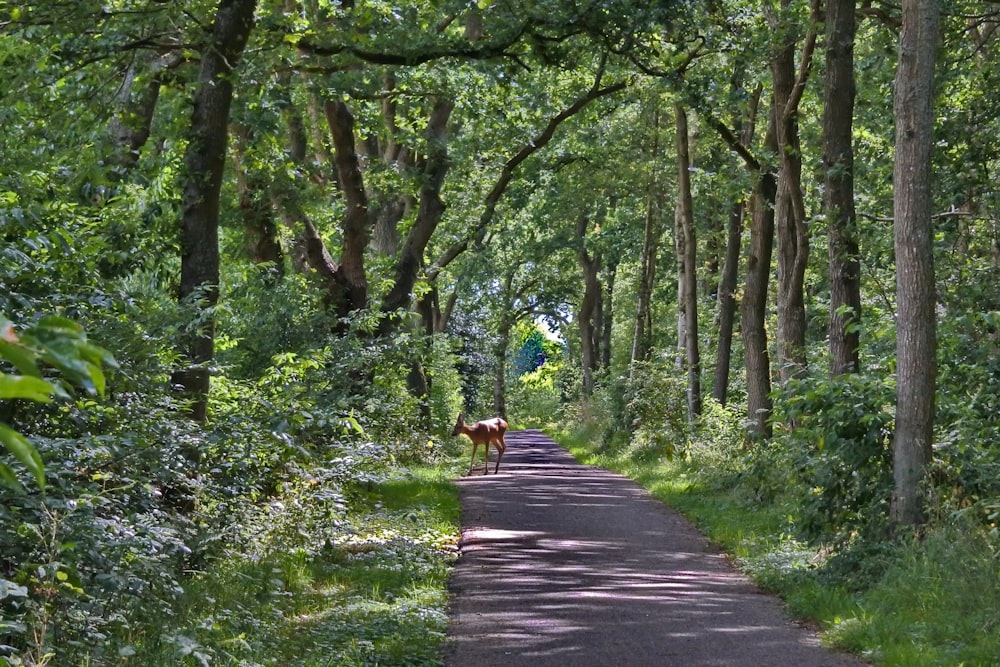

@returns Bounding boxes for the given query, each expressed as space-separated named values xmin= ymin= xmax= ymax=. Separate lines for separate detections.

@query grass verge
xmin=555 ymin=428 xmax=1000 ymax=667
xmin=127 ymin=465 xmax=461 ymax=666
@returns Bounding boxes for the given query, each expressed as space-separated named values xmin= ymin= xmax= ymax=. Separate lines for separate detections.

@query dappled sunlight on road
xmin=445 ymin=430 xmax=866 ymax=667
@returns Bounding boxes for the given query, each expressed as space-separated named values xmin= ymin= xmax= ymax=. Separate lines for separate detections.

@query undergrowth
xmin=127 ymin=466 xmax=462 ymax=666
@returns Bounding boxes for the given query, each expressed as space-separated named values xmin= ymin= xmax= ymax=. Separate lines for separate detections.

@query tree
xmin=769 ymin=0 xmax=818 ymax=382
xmin=576 ymin=214 xmax=603 ymax=397
xmin=712 ymin=78 xmax=762 ymax=405
xmin=675 ymin=105 xmax=702 ymax=418
xmin=630 ymin=103 xmax=664 ymax=371
xmin=172 ymin=0 xmax=258 ymax=423
xmin=742 ymin=111 xmax=778 ymax=438
xmin=890 ymin=0 xmax=940 ymax=529
xmin=824 ymin=0 xmax=862 ymax=375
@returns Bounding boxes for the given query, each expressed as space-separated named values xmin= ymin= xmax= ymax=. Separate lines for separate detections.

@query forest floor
xmin=444 ymin=429 xmax=868 ymax=667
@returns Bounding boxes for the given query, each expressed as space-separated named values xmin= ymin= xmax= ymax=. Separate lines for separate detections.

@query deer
xmin=452 ymin=413 xmax=508 ymax=475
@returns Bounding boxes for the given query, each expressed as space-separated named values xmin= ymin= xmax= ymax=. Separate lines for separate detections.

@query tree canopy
xmin=3 ymin=0 xmax=1000 ymax=663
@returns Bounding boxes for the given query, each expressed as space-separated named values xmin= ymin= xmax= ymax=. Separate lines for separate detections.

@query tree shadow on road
xmin=445 ymin=430 xmax=865 ymax=667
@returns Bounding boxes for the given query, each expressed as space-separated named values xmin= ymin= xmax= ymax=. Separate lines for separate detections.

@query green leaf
xmin=0 ymin=375 xmax=54 ymax=402
xmin=85 ymin=362 xmax=106 ymax=396
xmin=77 ymin=341 xmax=119 ymax=370
xmin=0 ymin=462 xmax=23 ymax=491
xmin=0 ymin=339 xmax=42 ymax=377
xmin=36 ymin=315 xmax=84 ymax=336
xmin=40 ymin=344 xmax=95 ymax=390
xmin=0 ymin=423 xmax=45 ymax=490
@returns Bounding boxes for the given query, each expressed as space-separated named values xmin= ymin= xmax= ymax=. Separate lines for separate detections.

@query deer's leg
xmin=493 ymin=436 xmax=506 ymax=473
xmin=482 ymin=441 xmax=490 ymax=474
xmin=468 ymin=442 xmax=479 ymax=475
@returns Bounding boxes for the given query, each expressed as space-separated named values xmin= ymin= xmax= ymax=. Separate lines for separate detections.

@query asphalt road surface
xmin=444 ymin=429 xmax=867 ymax=667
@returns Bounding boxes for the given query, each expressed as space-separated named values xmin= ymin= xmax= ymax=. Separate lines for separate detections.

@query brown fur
xmin=452 ymin=413 xmax=508 ymax=475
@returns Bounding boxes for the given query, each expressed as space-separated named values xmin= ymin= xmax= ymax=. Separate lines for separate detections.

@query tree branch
xmin=427 ymin=74 xmax=629 ymax=280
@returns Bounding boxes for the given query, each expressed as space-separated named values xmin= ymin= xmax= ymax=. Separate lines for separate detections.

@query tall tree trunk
xmin=713 ymin=199 xmax=745 ymax=406
xmin=369 ymin=70 xmax=414 ymax=258
xmin=276 ymin=71 xmax=308 ymax=164
xmin=770 ymin=0 xmax=817 ymax=382
xmin=493 ymin=326 xmax=511 ymax=419
xmin=675 ymin=199 xmax=687 ymax=370
xmin=577 ymin=216 xmax=601 ymax=396
xmin=825 ymin=0 xmax=861 ymax=375
xmin=379 ymin=98 xmax=455 ymax=335
xmin=742 ymin=111 xmax=779 ymax=439
xmin=324 ymin=100 xmax=372 ymax=322
xmin=891 ymin=0 xmax=940 ymax=530
xmin=270 ymin=182 xmax=364 ymax=322
xmin=676 ymin=105 xmax=702 ymax=419
xmin=713 ymin=84 xmax=762 ymax=406
xmin=172 ymin=0 xmax=257 ymax=423
xmin=631 ymin=106 xmax=661 ymax=372
xmin=306 ymin=89 xmax=335 ymax=182
xmin=601 ymin=259 xmax=617 ymax=371
xmin=108 ymin=52 xmax=181 ymax=173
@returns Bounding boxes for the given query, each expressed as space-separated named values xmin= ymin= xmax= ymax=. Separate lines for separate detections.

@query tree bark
xmin=825 ymin=0 xmax=862 ymax=375
xmin=742 ymin=111 xmax=778 ymax=439
xmin=173 ymin=0 xmax=257 ymax=423
xmin=714 ymin=84 xmax=762 ymax=406
xmin=676 ymin=105 xmax=701 ymax=419
xmin=770 ymin=0 xmax=817 ymax=382
xmin=577 ymin=216 xmax=601 ymax=397
xmin=601 ymin=259 xmax=617 ymax=371
xmin=379 ymin=98 xmax=455 ymax=335
xmin=630 ymin=105 xmax=661 ymax=372
xmin=271 ymin=189 xmax=350 ymax=313
xmin=232 ymin=124 xmax=284 ymax=274
xmin=276 ymin=71 xmax=308 ymax=164
xmin=108 ymin=52 xmax=181 ymax=173
xmin=713 ymin=199 xmax=745 ymax=406
xmin=306 ymin=88 xmax=335 ymax=182
xmin=493 ymin=324 xmax=511 ymax=420
xmin=369 ymin=70 xmax=414 ymax=258
xmin=324 ymin=99 xmax=372 ymax=320
xmin=891 ymin=0 xmax=940 ymax=530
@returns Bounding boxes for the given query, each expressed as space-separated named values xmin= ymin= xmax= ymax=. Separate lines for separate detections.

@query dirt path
xmin=444 ymin=430 xmax=867 ymax=667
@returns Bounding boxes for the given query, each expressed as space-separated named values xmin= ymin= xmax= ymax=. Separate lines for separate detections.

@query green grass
xmin=556 ymin=428 xmax=1000 ymax=667
xmin=126 ymin=465 xmax=461 ymax=666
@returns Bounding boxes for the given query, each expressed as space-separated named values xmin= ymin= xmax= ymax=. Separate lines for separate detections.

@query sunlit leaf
xmin=0 ymin=375 xmax=54 ymax=402
xmin=0 ymin=423 xmax=45 ymax=490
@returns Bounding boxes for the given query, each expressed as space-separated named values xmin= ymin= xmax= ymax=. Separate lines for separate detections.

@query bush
xmin=769 ymin=372 xmax=896 ymax=546
xmin=597 ymin=358 xmax=691 ymax=461
xmin=507 ymin=358 xmax=563 ymax=428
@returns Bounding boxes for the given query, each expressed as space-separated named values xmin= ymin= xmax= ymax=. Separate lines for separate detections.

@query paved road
xmin=444 ymin=429 xmax=867 ymax=667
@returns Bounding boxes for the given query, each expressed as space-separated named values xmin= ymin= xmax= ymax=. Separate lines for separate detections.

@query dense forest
xmin=2 ymin=0 xmax=999 ymax=664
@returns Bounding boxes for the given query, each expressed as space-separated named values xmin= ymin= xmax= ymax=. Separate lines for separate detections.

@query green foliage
xmin=217 ymin=270 xmax=328 ymax=379
xmin=767 ymin=372 xmax=896 ymax=547
xmin=507 ymin=355 xmax=563 ymax=428
xmin=829 ymin=523 xmax=1000 ymax=667
xmin=511 ymin=324 xmax=550 ymax=376
xmin=0 ymin=320 xmax=463 ymax=664
xmin=424 ymin=334 xmax=466 ymax=439
xmin=119 ymin=467 xmax=460 ymax=666
xmin=0 ymin=315 xmax=116 ymax=489
xmin=598 ymin=358 xmax=691 ymax=460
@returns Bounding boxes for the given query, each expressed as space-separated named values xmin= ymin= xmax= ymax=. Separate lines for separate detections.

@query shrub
xmin=770 ymin=371 xmax=896 ymax=546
